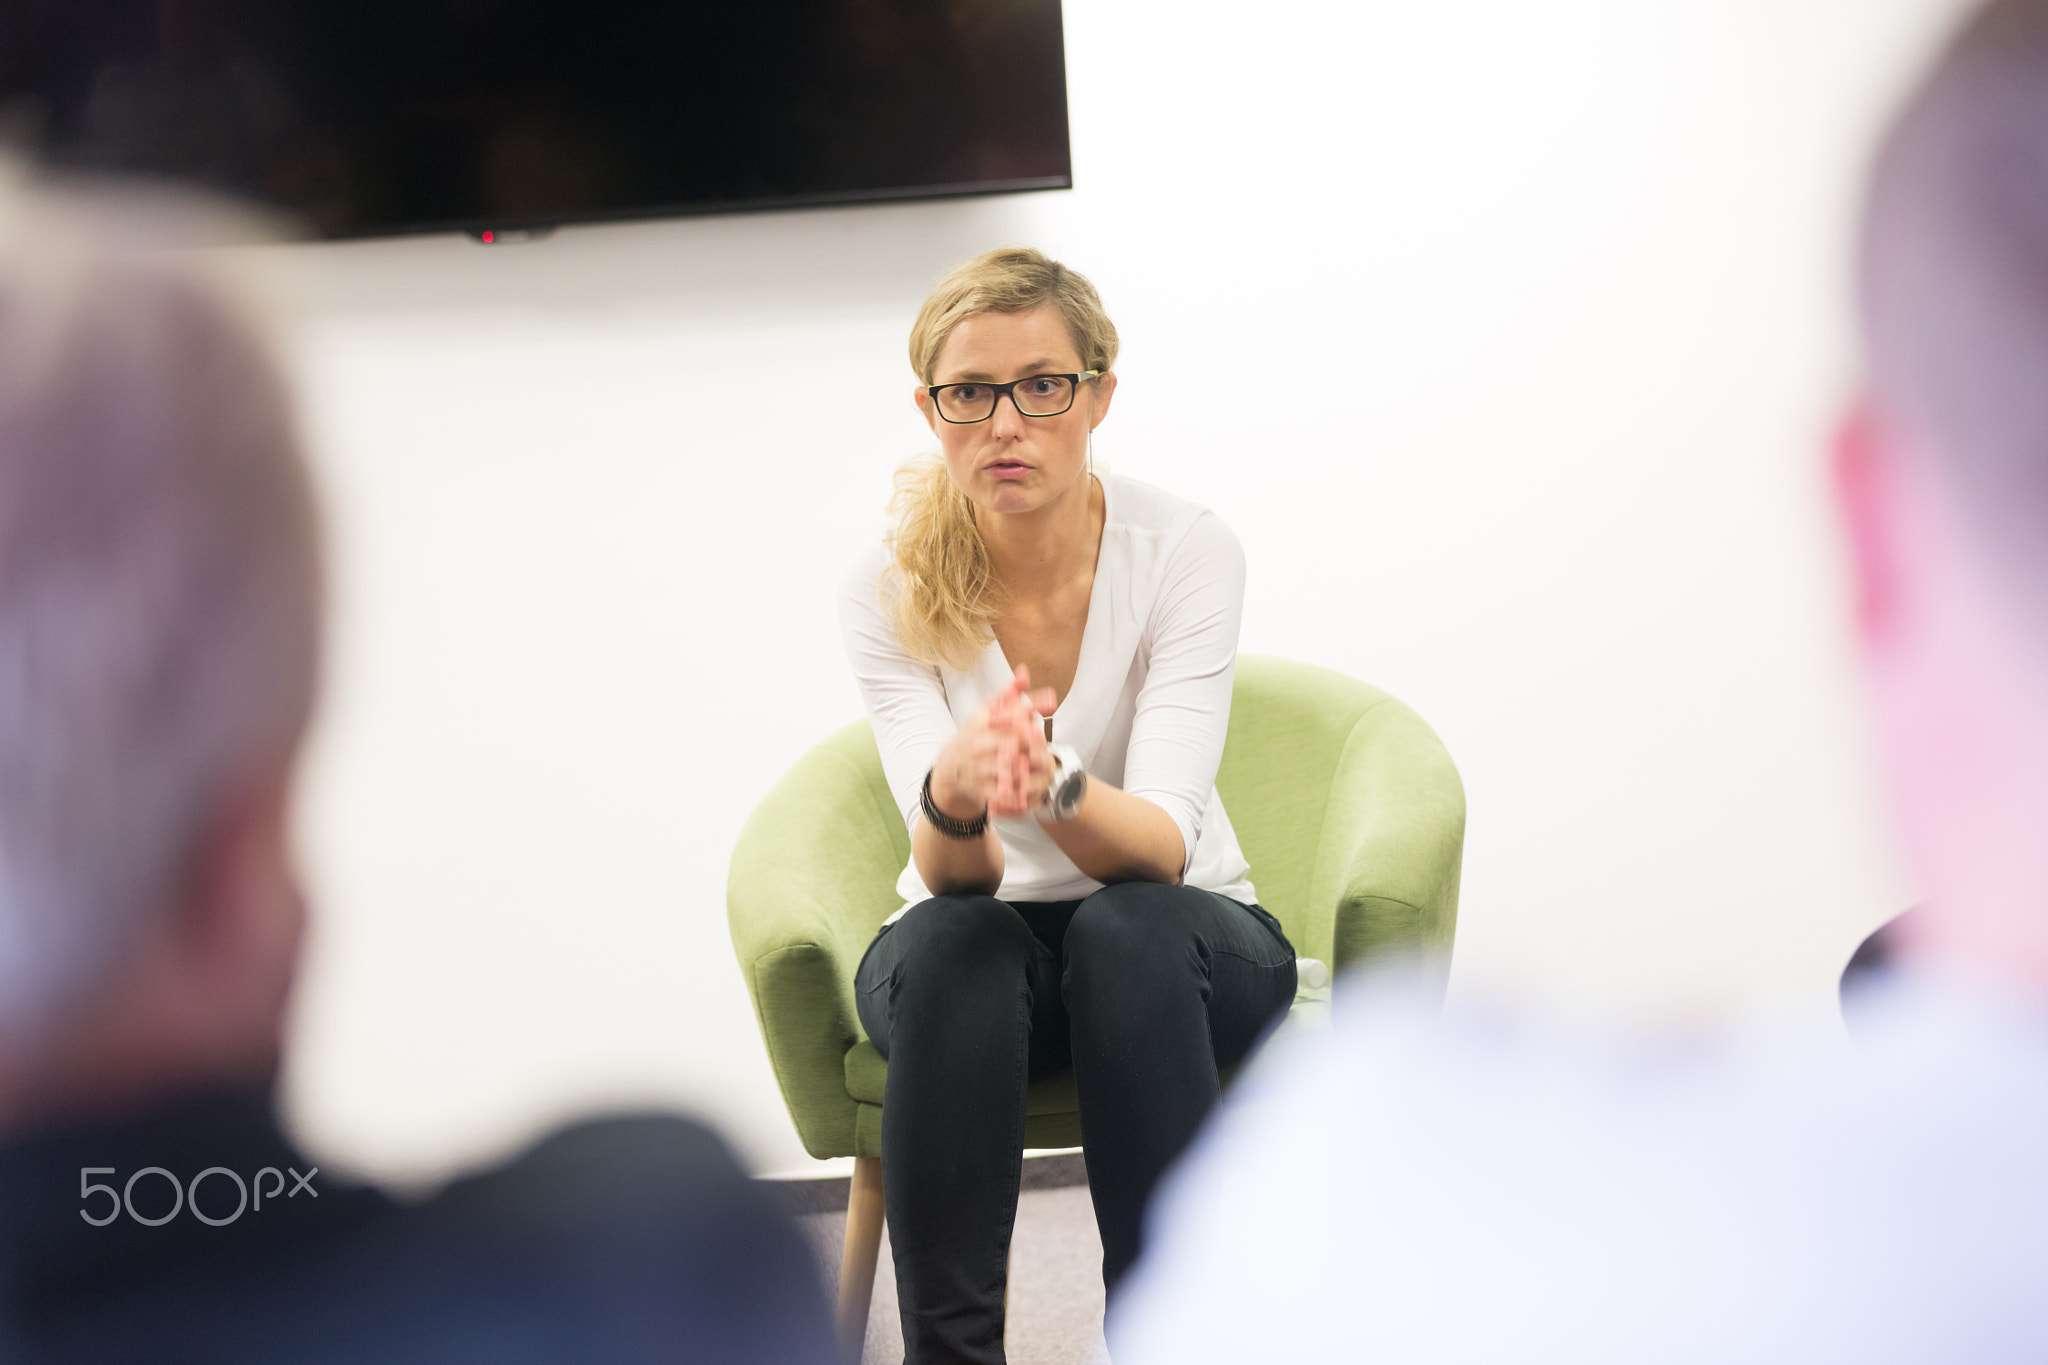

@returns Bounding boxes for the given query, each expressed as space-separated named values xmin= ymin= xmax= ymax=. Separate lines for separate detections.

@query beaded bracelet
xmin=920 ymin=769 xmax=989 ymax=840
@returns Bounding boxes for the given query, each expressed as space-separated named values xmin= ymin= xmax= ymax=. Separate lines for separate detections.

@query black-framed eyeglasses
xmin=926 ymin=371 xmax=1101 ymax=424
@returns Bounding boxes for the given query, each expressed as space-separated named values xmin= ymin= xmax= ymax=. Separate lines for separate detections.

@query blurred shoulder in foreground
xmin=1113 ymin=965 xmax=2048 ymax=1363
xmin=0 ymin=1092 xmax=834 ymax=1364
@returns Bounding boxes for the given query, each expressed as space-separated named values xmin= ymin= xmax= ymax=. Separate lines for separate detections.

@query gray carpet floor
xmin=796 ymin=1174 xmax=1110 ymax=1365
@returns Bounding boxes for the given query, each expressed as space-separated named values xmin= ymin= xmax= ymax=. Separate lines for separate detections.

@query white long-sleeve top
xmin=838 ymin=471 xmax=1258 ymax=912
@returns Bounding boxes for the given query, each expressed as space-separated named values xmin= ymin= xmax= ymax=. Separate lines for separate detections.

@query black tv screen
xmin=0 ymin=1 xmax=1072 ymax=239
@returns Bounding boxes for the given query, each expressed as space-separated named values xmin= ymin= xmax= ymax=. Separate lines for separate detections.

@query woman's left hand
xmin=987 ymin=664 xmax=1056 ymax=819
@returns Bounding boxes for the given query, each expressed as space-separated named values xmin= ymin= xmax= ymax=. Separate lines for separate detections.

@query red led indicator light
xmin=482 ymin=230 xmax=495 ymax=243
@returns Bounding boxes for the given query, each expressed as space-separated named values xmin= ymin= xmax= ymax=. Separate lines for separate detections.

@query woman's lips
xmin=985 ymin=461 xmax=1033 ymax=479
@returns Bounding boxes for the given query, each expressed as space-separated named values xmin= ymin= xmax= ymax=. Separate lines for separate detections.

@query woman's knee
xmin=1066 ymin=882 xmax=1188 ymax=963
xmin=892 ymin=894 xmax=1035 ymax=982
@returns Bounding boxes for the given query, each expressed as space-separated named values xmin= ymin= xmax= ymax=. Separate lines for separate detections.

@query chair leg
xmin=836 ymin=1156 xmax=885 ymax=1357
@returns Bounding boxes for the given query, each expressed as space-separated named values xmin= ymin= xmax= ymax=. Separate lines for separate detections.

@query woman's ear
xmin=913 ymin=385 xmax=937 ymax=434
xmin=1088 ymin=371 xmax=1117 ymax=429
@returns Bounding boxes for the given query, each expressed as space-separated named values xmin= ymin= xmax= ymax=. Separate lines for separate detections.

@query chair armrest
xmin=726 ymin=723 xmax=909 ymax=1160
xmin=1312 ymin=696 xmax=1465 ymax=999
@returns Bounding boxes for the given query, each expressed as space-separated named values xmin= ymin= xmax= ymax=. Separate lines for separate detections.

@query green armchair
xmin=726 ymin=655 xmax=1465 ymax=1341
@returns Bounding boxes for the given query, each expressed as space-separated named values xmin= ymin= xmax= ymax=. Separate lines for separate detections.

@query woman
xmin=839 ymin=247 xmax=1295 ymax=1364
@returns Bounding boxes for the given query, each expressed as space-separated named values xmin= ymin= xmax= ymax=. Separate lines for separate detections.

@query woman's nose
xmin=989 ymin=391 xmax=1029 ymax=435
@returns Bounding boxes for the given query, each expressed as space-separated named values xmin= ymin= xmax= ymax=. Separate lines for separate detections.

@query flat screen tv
xmin=0 ymin=1 xmax=1072 ymax=240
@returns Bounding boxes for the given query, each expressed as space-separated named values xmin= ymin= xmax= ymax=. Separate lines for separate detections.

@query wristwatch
xmin=1042 ymin=743 xmax=1088 ymax=821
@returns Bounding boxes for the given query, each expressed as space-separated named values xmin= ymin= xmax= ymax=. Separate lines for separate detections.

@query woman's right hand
xmin=931 ymin=665 xmax=1057 ymax=823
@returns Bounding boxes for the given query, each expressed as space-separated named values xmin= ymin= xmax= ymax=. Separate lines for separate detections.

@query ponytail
xmin=884 ymin=454 xmax=1007 ymax=669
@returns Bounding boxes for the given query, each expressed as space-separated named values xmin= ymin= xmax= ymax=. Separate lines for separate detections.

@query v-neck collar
xmin=981 ymin=473 xmax=1122 ymax=763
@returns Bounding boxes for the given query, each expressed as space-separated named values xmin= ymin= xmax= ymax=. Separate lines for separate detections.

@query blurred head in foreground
xmin=1108 ymin=5 xmax=2048 ymax=1361
xmin=1848 ymin=0 xmax=2048 ymax=988
xmin=0 ymin=167 xmax=320 ymax=1128
xmin=0 ymin=172 xmax=839 ymax=1363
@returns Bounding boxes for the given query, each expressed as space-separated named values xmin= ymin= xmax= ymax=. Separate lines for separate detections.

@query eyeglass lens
xmin=936 ymin=375 xmax=1075 ymax=422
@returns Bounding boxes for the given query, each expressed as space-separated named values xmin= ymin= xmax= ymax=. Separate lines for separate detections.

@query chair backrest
xmin=1216 ymin=655 xmax=1392 ymax=958
xmin=735 ymin=721 xmax=911 ymax=977
xmin=1219 ymin=655 xmax=1464 ymax=970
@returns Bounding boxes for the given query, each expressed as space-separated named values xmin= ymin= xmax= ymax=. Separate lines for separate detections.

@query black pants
xmin=854 ymin=882 xmax=1296 ymax=1365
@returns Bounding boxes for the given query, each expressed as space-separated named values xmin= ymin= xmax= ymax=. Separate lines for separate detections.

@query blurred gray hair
xmin=0 ymin=169 xmax=320 ymax=1033
xmin=1862 ymin=0 xmax=2048 ymax=611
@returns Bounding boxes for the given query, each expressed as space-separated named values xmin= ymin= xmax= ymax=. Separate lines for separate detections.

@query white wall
xmin=240 ymin=0 xmax=1968 ymax=1183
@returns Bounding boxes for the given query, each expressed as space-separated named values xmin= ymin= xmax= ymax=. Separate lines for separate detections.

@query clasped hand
xmin=930 ymin=665 xmax=1058 ymax=822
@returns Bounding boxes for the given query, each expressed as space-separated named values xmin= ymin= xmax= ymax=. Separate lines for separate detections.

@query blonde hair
xmin=886 ymin=248 xmax=1119 ymax=668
